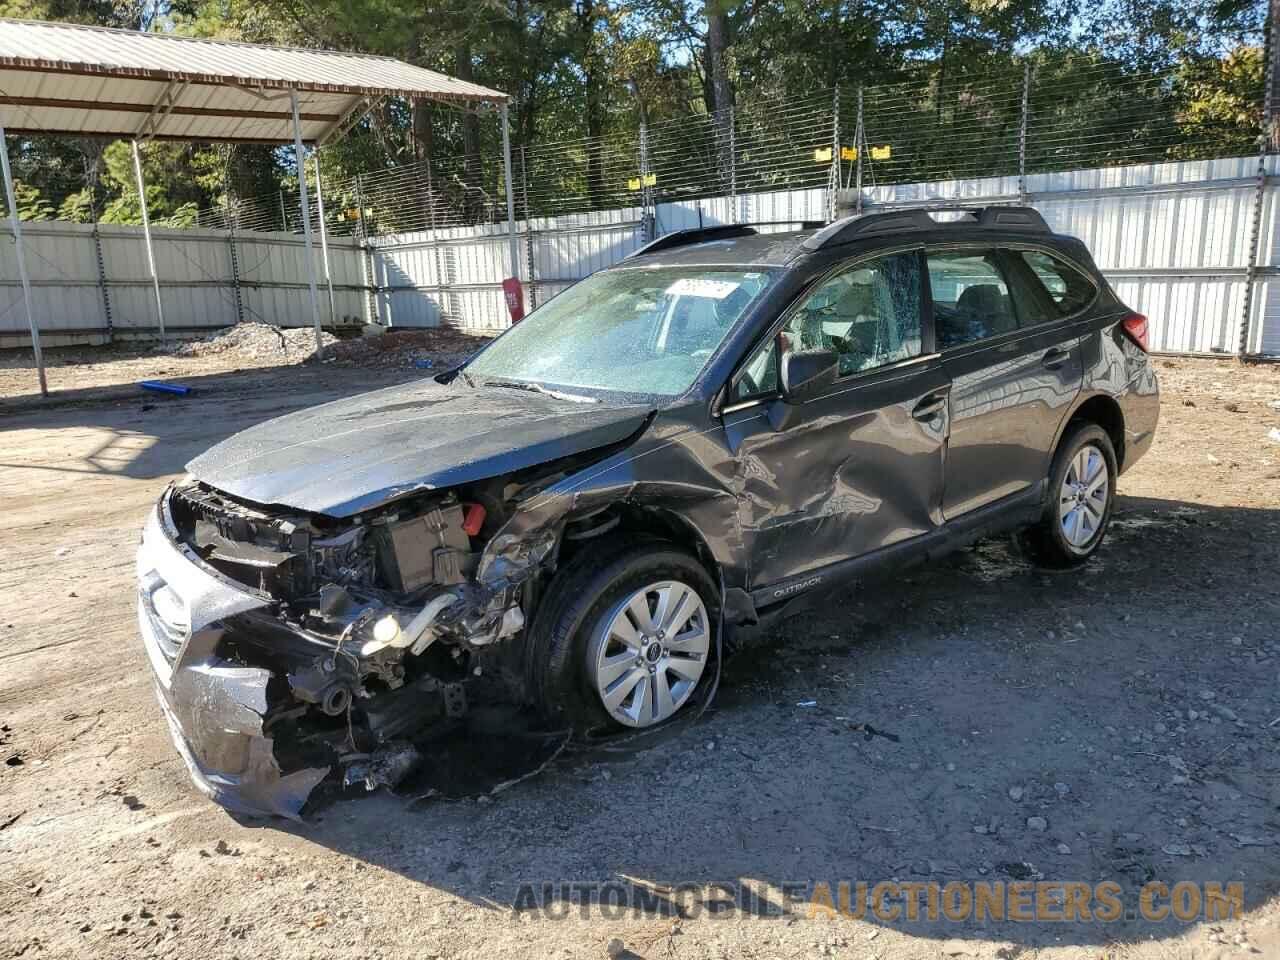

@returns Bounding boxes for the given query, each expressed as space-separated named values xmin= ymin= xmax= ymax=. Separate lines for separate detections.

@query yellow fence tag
xmin=841 ymin=146 xmax=858 ymax=161
xmin=813 ymin=147 xmax=833 ymax=163
xmin=870 ymin=145 xmax=892 ymax=160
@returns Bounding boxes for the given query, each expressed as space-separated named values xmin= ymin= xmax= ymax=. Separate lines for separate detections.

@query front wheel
xmin=1022 ymin=423 xmax=1117 ymax=568
xmin=526 ymin=540 xmax=718 ymax=732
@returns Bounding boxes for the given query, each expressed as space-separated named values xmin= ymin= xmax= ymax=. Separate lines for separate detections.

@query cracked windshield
xmin=465 ymin=266 xmax=776 ymax=397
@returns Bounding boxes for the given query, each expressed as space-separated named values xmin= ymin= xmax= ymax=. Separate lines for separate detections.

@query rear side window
xmin=926 ymin=250 xmax=1017 ymax=349
xmin=1019 ymin=250 xmax=1096 ymax=315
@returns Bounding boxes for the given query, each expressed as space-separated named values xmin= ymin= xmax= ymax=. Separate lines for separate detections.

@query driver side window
xmin=783 ymin=251 xmax=924 ymax=377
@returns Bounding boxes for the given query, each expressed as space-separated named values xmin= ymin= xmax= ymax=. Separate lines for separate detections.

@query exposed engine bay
xmin=152 ymin=459 xmax=622 ymax=811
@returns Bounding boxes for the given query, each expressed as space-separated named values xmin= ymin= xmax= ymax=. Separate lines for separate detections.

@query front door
xmin=721 ymin=248 xmax=950 ymax=594
xmin=926 ymin=246 xmax=1083 ymax=519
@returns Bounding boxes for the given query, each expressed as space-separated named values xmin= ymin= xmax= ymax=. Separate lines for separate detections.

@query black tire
xmin=525 ymin=538 xmax=719 ymax=733
xmin=1021 ymin=422 xmax=1118 ymax=568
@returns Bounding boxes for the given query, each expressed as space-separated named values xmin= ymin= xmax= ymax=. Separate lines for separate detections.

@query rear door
xmin=721 ymin=248 xmax=950 ymax=593
xmin=926 ymin=245 xmax=1084 ymax=519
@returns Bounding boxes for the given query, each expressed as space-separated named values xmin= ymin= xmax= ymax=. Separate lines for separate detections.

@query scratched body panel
xmin=723 ymin=359 xmax=949 ymax=587
xmin=136 ymin=213 xmax=1162 ymax=818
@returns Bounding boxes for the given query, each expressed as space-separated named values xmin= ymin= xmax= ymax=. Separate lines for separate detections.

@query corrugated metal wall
xmin=0 ymin=220 xmax=107 ymax=343
xmin=851 ymin=156 xmax=1276 ymax=355
xmin=365 ymin=154 xmax=1276 ymax=356
xmin=2 ymin=154 xmax=1277 ymax=355
xmin=365 ymin=208 xmax=649 ymax=331
xmin=0 ymin=221 xmax=366 ymax=346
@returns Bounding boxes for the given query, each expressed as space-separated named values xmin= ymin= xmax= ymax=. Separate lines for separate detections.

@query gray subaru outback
xmin=137 ymin=206 xmax=1158 ymax=816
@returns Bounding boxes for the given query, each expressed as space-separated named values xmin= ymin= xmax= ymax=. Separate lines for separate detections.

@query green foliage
xmin=1173 ymin=45 xmax=1264 ymax=158
xmin=8 ymin=0 xmax=1268 ymax=224
xmin=57 ymin=188 xmax=96 ymax=222
xmin=13 ymin=181 xmax=54 ymax=221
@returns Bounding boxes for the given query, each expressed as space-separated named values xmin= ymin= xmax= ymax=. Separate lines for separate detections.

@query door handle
xmin=1042 ymin=348 xmax=1070 ymax=370
xmin=911 ymin=393 xmax=948 ymax=421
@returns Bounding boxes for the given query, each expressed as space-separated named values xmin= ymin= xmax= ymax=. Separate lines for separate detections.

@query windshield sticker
xmin=665 ymin=278 xmax=741 ymax=300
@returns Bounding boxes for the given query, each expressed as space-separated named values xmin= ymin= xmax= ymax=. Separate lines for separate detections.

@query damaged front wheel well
xmin=557 ymin=502 xmax=723 ymax=600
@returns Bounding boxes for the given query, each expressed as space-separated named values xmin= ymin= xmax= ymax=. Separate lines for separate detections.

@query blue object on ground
xmin=413 ymin=358 xmax=434 ymax=369
xmin=139 ymin=381 xmax=193 ymax=396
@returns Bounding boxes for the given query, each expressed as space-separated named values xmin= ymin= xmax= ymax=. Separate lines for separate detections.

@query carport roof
xmin=0 ymin=17 xmax=509 ymax=144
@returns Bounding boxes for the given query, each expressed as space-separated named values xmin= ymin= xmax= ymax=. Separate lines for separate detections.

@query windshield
xmin=465 ymin=266 xmax=777 ymax=397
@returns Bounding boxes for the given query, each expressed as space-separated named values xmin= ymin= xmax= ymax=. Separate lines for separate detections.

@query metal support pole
xmin=638 ymin=115 xmax=653 ymax=240
xmin=353 ymin=173 xmax=376 ymax=327
xmin=828 ymin=87 xmax=840 ymax=223
xmin=500 ymin=102 xmax=520 ymax=281
xmin=727 ymin=104 xmax=737 ymax=224
xmin=224 ymin=169 xmax=245 ymax=326
xmin=520 ymin=145 xmax=538 ymax=308
xmin=91 ymin=221 xmax=114 ymax=342
xmin=227 ymin=211 xmax=245 ymax=325
xmin=312 ymin=151 xmax=337 ymax=325
xmin=131 ymin=140 xmax=166 ymax=344
xmin=1018 ymin=63 xmax=1032 ymax=203
xmin=290 ymin=89 xmax=325 ymax=358
xmin=1239 ymin=162 xmax=1266 ymax=357
xmin=0 ymin=124 xmax=46 ymax=396
xmin=855 ymin=86 xmax=865 ymax=215
xmin=1240 ymin=12 xmax=1276 ymax=358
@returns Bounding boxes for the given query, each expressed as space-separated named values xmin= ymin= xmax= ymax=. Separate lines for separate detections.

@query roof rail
xmin=802 ymin=205 xmax=1050 ymax=252
xmin=626 ymin=225 xmax=757 ymax=260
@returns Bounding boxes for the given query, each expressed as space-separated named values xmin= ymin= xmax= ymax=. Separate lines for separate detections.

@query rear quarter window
xmin=1019 ymin=250 xmax=1096 ymax=316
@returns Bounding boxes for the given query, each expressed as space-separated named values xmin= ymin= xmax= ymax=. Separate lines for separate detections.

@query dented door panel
xmin=724 ymin=357 xmax=950 ymax=591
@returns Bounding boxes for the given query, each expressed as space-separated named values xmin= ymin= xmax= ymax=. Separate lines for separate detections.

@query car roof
xmin=620 ymin=206 xmax=1073 ymax=272
xmin=624 ymin=229 xmax=813 ymax=269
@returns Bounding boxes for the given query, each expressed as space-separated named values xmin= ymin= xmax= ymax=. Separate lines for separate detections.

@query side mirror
xmin=780 ymin=348 xmax=838 ymax=403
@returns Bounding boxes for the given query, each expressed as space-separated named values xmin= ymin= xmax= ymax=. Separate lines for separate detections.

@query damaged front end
xmin=138 ymin=469 xmax=565 ymax=819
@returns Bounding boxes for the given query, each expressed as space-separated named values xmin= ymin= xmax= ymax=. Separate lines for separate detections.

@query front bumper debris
xmin=137 ymin=504 xmax=329 ymax=819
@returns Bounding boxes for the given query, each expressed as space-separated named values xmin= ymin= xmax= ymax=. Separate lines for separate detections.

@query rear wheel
xmin=1022 ymin=423 xmax=1117 ymax=567
xmin=526 ymin=540 xmax=718 ymax=732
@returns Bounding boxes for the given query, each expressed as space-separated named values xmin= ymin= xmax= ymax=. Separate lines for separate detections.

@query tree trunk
xmin=706 ymin=1 xmax=734 ymax=190
xmin=706 ymin=3 xmax=733 ymax=114
xmin=412 ymin=99 xmax=435 ymax=162
xmin=577 ymin=1 xmax=606 ymax=208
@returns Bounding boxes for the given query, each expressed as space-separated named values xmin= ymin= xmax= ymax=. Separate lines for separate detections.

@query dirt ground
xmin=0 ymin=324 xmax=495 ymax=408
xmin=1 ymin=351 xmax=1278 ymax=960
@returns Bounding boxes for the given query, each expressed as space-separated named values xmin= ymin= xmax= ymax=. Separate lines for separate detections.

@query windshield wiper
xmin=481 ymin=379 xmax=599 ymax=404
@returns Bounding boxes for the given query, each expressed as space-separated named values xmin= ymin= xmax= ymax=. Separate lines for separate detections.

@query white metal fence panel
xmin=99 ymin=226 xmax=233 ymax=332
xmin=368 ymin=210 xmax=648 ymax=330
xmin=0 ymin=221 xmax=105 ymax=343
xmin=235 ymin=229 xmax=365 ymax=328
xmin=2 ymin=154 xmax=1278 ymax=355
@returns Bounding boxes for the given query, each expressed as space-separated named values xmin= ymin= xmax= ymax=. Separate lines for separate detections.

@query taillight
xmin=1121 ymin=312 xmax=1149 ymax=352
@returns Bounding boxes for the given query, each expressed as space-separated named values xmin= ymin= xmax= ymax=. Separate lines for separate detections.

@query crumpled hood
xmin=186 ymin=378 xmax=653 ymax=516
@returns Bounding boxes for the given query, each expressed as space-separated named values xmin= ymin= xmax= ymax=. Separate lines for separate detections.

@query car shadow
xmin=247 ymin=494 xmax=1280 ymax=950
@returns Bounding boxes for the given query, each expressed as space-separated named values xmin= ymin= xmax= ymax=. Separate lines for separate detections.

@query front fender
xmin=476 ymin=424 xmax=749 ymax=611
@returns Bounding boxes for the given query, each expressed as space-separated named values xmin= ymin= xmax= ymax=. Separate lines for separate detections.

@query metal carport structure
xmin=0 ymin=17 xmax=515 ymax=396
